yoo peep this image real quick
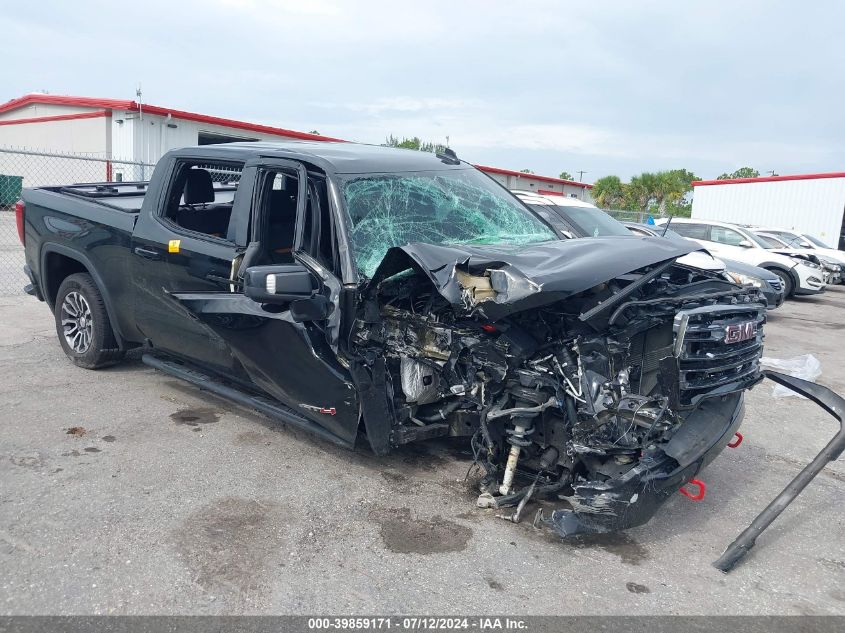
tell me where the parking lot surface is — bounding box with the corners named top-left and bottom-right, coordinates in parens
top-left (1, 287), bottom-right (843, 615)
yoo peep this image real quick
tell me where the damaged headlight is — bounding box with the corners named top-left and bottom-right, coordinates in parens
top-left (727, 272), bottom-right (764, 288)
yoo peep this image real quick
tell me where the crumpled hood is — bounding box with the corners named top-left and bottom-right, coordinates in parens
top-left (368, 235), bottom-right (700, 319)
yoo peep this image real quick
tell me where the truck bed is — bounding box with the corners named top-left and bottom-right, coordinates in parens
top-left (44, 181), bottom-right (151, 213)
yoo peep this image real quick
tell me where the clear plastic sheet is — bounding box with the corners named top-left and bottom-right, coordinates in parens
top-left (760, 354), bottom-right (822, 398)
top-left (342, 173), bottom-right (555, 277)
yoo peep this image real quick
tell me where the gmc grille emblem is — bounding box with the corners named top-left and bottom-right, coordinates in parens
top-left (724, 321), bottom-right (756, 344)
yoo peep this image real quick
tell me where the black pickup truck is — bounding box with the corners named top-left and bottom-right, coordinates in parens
top-left (18, 141), bottom-right (842, 565)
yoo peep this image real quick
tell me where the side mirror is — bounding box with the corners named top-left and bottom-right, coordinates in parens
top-left (244, 264), bottom-right (330, 321)
top-left (561, 230), bottom-right (576, 239)
top-left (738, 240), bottom-right (753, 248)
top-left (799, 241), bottom-right (812, 248)
top-left (244, 264), bottom-right (315, 303)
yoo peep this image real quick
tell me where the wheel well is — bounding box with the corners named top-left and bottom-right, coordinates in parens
top-left (763, 265), bottom-right (797, 287)
top-left (44, 252), bottom-right (88, 305)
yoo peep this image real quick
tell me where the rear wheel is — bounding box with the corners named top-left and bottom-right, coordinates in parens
top-left (768, 268), bottom-right (794, 298)
top-left (54, 273), bottom-right (125, 369)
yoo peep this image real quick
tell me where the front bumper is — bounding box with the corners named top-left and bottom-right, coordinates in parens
top-left (761, 282), bottom-right (785, 309)
top-left (794, 285), bottom-right (825, 296)
top-left (540, 392), bottom-right (747, 536)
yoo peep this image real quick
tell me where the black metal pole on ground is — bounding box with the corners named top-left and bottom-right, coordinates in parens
top-left (713, 370), bottom-right (845, 572)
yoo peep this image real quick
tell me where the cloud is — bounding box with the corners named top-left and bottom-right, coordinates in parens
top-left (2, 0), bottom-right (844, 181)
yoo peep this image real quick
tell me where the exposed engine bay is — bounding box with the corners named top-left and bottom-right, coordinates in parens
top-left (350, 241), bottom-right (767, 536)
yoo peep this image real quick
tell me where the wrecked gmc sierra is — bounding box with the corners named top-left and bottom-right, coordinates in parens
top-left (18, 142), bottom-right (844, 570)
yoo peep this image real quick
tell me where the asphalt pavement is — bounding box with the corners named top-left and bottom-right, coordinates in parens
top-left (0, 287), bottom-right (843, 615)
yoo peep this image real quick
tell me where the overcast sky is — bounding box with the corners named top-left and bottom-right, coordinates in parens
top-left (5, 0), bottom-right (843, 182)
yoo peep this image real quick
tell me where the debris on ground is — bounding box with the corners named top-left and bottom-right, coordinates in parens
top-left (761, 354), bottom-right (822, 398)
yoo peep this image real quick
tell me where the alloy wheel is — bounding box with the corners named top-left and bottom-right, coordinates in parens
top-left (61, 291), bottom-right (93, 354)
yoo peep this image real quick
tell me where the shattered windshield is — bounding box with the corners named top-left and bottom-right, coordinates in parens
top-left (340, 169), bottom-right (556, 277)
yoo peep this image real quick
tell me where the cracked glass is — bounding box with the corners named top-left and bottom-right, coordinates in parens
top-left (340, 169), bottom-right (556, 277)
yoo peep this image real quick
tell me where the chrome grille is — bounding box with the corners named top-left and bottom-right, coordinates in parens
top-left (673, 303), bottom-right (765, 406)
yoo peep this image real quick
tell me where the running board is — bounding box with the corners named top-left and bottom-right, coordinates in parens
top-left (142, 353), bottom-right (353, 449)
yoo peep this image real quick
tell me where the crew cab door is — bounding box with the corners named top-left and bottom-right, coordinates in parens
top-left (166, 159), bottom-right (360, 445)
top-left (131, 157), bottom-right (250, 375)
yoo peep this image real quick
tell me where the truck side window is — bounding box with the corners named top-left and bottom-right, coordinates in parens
top-left (258, 169), bottom-right (300, 264)
top-left (255, 169), bottom-right (337, 272)
top-left (162, 161), bottom-right (243, 240)
top-left (307, 176), bottom-right (338, 271)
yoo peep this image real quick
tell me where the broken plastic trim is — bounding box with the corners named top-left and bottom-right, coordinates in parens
top-left (713, 370), bottom-right (845, 572)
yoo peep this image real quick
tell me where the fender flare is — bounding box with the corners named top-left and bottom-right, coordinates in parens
top-left (39, 243), bottom-right (127, 349)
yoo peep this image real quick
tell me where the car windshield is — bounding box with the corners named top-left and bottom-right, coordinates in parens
top-left (548, 205), bottom-right (632, 237)
top-left (757, 234), bottom-right (787, 248)
top-left (340, 169), bottom-right (556, 277)
top-left (662, 227), bottom-right (688, 241)
top-left (743, 230), bottom-right (775, 249)
top-left (772, 233), bottom-right (806, 247)
top-left (804, 234), bottom-right (831, 248)
top-left (633, 225), bottom-right (688, 243)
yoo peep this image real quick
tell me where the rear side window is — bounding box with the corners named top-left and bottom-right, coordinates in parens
top-left (671, 223), bottom-right (710, 240)
top-left (162, 161), bottom-right (244, 241)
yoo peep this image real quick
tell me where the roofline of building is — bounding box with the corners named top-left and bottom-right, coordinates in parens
top-left (693, 171), bottom-right (845, 187)
top-left (474, 164), bottom-right (592, 189)
top-left (0, 94), bottom-right (593, 188)
top-left (0, 93), bottom-right (342, 142)
top-left (0, 109), bottom-right (111, 126)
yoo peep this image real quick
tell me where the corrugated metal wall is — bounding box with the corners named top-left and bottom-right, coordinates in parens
top-left (692, 178), bottom-right (845, 245)
top-left (484, 171), bottom-right (592, 201)
top-left (110, 110), bottom-right (312, 170)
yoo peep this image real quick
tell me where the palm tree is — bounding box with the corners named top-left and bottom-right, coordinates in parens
top-left (592, 175), bottom-right (626, 208)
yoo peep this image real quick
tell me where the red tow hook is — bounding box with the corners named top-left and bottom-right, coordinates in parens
top-left (679, 479), bottom-right (706, 501)
top-left (727, 432), bottom-right (744, 448)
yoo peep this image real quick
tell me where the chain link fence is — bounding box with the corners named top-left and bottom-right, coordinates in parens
top-left (0, 147), bottom-right (154, 295)
top-left (603, 208), bottom-right (650, 224)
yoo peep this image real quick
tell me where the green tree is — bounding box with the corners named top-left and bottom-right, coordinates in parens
top-left (717, 167), bottom-right (760, 180)
top-left (383, 134), bottom-right (444, 154)
top-left (520, 168), bottom-right (535, 174)
top-left (559, 171), bottom-right (574, 181)
top-left (308, 130), bottom-right (320, 135)
top-left (592, 175), bottom-right (626, 209)
top-left (594, 169), bottom-right (698, 217)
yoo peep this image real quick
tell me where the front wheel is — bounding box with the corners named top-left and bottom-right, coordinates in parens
top-left (767, 268), bottom-right (794, 299)
top-left (54, 273), bottom-right (125, 369)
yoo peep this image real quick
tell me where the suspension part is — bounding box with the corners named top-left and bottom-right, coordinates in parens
top-left (498, 413), bottom-right (536, 495)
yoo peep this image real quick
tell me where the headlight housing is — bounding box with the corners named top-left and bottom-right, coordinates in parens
top-left (727, 271), bottom-right (764, 288)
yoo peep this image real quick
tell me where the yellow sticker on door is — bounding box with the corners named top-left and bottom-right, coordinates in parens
top-left (168, 239), bottom-right (181, 253)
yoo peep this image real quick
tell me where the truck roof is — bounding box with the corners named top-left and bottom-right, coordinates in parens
top-left (170, 141), bottom-right (469, 175)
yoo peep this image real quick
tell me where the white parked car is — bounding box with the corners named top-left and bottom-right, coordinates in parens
top-left (751, 231), bottom-right (842, 285)
top-left (755, 228), bottom-right (845, 282)
top-left (654, 218), bottom-right (824, 298)
top-left (511, 191), bottom-right (726, 273)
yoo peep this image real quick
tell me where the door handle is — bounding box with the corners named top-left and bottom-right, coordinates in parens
top-left (133, 246), bottom-right (161, 260)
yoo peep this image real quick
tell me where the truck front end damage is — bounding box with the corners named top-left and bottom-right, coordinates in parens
top-left (349, 237), bottom-right (767, 536)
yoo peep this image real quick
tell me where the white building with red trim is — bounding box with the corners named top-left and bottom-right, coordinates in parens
top-left (692, 173), bottom-right (845, 250)
top-left (0, 93), bottom-right (593, 198)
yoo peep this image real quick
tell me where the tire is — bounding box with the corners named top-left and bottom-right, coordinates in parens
top-left (54, 273), bottom-right (125, 369)
top-left (767, 268), bottom-right (794, 299)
